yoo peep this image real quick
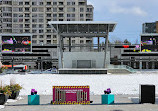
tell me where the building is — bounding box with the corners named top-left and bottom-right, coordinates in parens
top-left (0, 0), bottom-right (94, 70)
top-left (0, 0), bottom-right (93, 45)
top-left (142, 21), bottom-right (158, 33)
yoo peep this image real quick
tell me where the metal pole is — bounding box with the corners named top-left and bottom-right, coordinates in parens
top-left (103, 25), bottom-right (109, 68)
top-left (12, 57), bottom-right (14, 70)
top-left (98, 37), bottom-right (100, 52)
top-left (60, 35), bottom-right (64, 68)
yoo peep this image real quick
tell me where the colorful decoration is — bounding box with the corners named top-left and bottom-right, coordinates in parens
top-left (142, 49), bottom-right (151, 52)
top-left (31, 89), bottom-right (37, 95)
top-left (123, 45), bottom-right (129, 48)
top-left (22, 40), bottom-right (31, 45)
top-left (104, 88), bottom-right (111, 94)
top-left (52, 86), bottom-right (90, 104)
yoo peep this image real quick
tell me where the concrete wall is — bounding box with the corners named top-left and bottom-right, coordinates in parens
top-left (63, 52), bottom-right (110, 68)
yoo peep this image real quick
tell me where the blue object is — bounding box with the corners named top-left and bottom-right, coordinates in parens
top-left (28, 95), bottom-right (40, 105)
top-left (101, 94), bottom-right (114, 104)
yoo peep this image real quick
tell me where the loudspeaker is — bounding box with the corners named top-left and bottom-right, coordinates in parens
top-left (140, 85), bottom-right (155, 104)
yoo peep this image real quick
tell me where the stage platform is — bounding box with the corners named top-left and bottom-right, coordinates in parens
top-left (58, 68), bottom-right (107, 74)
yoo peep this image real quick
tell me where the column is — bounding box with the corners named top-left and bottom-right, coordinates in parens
top-left (69, 37), bottom-right (71, 52)
top-left (103, 25), bottom-right (109, 68)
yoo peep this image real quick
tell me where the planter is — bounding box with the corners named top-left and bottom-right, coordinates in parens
top-left (0, 94), bottom-right (8, 105)
top-left (9, 91), bottom-right (20, 99)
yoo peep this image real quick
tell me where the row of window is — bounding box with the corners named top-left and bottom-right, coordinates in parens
top-left (16, 1), bottom-right (85, 6)
top-left (12, 7), bottom-right (88, 12)
top-left (32, 40), bottom-right (57, 44)
top-left (32, 39), bottom-right (90, 44)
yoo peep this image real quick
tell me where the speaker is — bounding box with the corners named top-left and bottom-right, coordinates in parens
top-left (140, 85), bottom-right (155, 104)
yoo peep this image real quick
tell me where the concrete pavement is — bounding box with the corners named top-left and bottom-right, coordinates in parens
top-left (1, 95), bottom-right (158, 111)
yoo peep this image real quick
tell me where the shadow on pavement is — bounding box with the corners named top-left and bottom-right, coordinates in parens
top-left (130, 97), bottom-right (158, 104)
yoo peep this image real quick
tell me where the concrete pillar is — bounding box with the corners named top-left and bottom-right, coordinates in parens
top-left (139, 61), bottom-right (142, 70)
top-left (103, 25), bottom-right (109, 68)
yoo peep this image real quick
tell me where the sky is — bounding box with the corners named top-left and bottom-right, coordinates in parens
top-left (88, 0), bottom-right (158, 44)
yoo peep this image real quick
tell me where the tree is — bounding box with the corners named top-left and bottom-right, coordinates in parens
top-left (123, 39), bottom-right (131, 44)
top-left (114, 40), bottom-right (123, 44)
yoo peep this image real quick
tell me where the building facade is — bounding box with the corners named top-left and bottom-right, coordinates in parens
top-left (142, 21), bottom-right (158, 33)
top-left (0, 0), bottom-right (93, 45)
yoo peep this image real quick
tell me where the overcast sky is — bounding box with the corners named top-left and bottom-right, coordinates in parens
top-left (88, 0), bottom-right (158, 44)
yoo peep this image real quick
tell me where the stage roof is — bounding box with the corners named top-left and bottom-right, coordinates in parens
top-left (48, 21), bottom-right (117, 35)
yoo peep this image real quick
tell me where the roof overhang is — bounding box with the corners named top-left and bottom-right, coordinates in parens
top-left (141, 33), bottom-right (158, 36)
top-left (48, 21), bottom-right (117, 35)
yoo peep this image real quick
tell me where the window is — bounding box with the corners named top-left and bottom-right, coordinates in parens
top-left (53, 35), bottom-right (56, 38)
top-left (39, 19), bottom-right (43, 22)
top-left (72, 40), bottom-right (75, 44)
top-left (32, 19), bottom-right (37, 22)
top-left (72, 2), bottom-right (75, 5)
top-left (47, 30), bottom-right (51, 33)
top-left (80, 40), bottom-right (84, 44)
top-left (53, 40), bottom-right (57, 44)
top-left (80, 8), bottom-right (84, 12)
top-left (53, 8), bottom-right (57, 12)
top-left (25, 7), bottom-right (30, 12)
top-left (47, 40), bottom-right (51, 44)
top-left (25, 14), bottom-right (30, 17)
top-left (32, 40), bottom-right (37, 44)
top-left (87, 8), bottom-right (92, 12)
top-left (39, 24), bottom-right (43, 28)
top-left (67, 2), bottom-right (71, 5)
top-left (32, 14), bottom-right (37, 17)
top-left (32, 24), bottom-right (36, 28)
top-left (80, 14), bottom-right (84, 17)
top-left (39, 2), bottom-right (43, 5)
top-left (59, 8), bottom-right (63, 12)
top-left (19, 14), bottom-right (23, 17)
top-left (53, 2), bottom-right (57, 5)
top-left (53, 14), bottom-right (57, 17)
top-left (32, 2), bottom-right (37, 5)
top-left (19, 2), bottom-right (23, 5)
top-left (39, 40), bottom-right (43, 43)
top-left (59, 14), bottom-right (64, 17)
top-left (19, 8), bottom-right (23, 12)
top-left (47, 35), bottom-right (51, 39)
top-left (67, 14), bottom-right (70, 17)
top-left (47, 8), bottom-right (51, 12)
top-left (59, 2), bottom-right (63, 5)
top-left (67, 7), bottom-right (75, 12)
top-left (32, 35), bottom-right (37, 38)
top-left (13, 14), bottom-right (18, 17)
top-left (25, 2), bottom-right (29, 5)
top-left (19, 19), bottom-right (23, 22)
top-left (32, 8), bottom-right (37, 12)
top-left (39, 35), bottom-right (43, 38)
top-left (13, 18), bottom-right (18, 22)
top-left (47, 2), bottom-right (51, 5)
top-left (32, 30), bottom-right (37, 33)
top-left (39, 30), bottom-right (43, 33)
top-left (72, 14), bottom-right (75, 17)
top-left (47, 14), bottom-right (51, 17)
top-left (39, 14), bottom-right (44, 17)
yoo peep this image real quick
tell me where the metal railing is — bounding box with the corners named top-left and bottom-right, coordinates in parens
top-left (107, 64), bottom-right (136, 73)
